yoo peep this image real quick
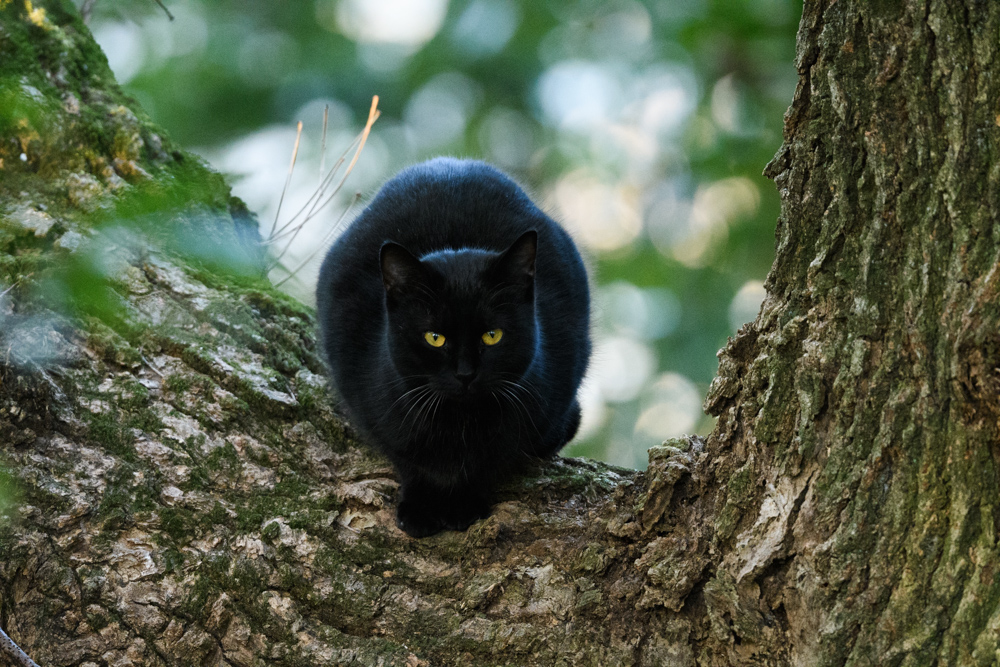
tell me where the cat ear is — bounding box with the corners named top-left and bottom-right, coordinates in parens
top-left (380, 242), bottom-right (425, 293)
top-left (496, 230), bottom-right (537, 283)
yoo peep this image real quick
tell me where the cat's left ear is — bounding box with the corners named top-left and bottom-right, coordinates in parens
top-left (496, 230), bottom-right (537, 284)
top-left (380, 242), bottom-right (426, 294)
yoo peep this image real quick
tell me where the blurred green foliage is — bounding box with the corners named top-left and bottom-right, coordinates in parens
top-left (0, 465), bottom-right (15, 524)
top-left (80, 0), bottom-right (802, 468)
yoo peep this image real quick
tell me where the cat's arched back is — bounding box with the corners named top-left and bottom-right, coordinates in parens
top-left (317, 158), bottom-right (591, 537)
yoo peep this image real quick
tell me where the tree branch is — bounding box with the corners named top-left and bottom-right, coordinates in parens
top-left (0, 626), bottom-right (39, 667)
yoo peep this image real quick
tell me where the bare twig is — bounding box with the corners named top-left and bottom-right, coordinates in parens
top-left (266, 96), bottom-right (380, 246)
top-left (319, 104), bottom-right (329, 188)
top-left (290, 95), bottom-right (380, 235)
top-left (0, 279), bottom-right (19, 300)
top-left (151, 0), bottom-right (174, 20)
top-left (263, 134), bottom-right (360, 244)
top-left (0, 624), bottom-right (41, 667)
top-left (272, 191), bottom-right (361, 288)
top-left (343, 96), bottom-right (380, 182)
top-left (268, 121), bottom-right (304, 242)
top-left (141, 354), bottom-right (164, 379)
top-left (266, 96), bottom-right (379, 279)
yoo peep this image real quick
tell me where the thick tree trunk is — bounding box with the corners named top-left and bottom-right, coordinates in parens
top-left (703, 1), bottom-right (1000, 664)
top-left (1, 1), bottom-right (998, 666)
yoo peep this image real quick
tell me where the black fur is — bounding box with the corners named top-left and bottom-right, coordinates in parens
top-left (317, 158), bottom-right (591, 537)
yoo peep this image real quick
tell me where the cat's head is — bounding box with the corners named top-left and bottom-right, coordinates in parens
top-left (380, 231), bottom-right (537, 400)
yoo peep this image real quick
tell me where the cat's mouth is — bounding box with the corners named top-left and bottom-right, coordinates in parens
top-left (432, 379), bottom-right (484, 403)
top-left (447, 385), bottom-right (480, 402)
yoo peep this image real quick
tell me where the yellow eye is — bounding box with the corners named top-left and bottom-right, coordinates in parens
top-left (481, 329), bottom-right (503, 346)
top-left (424, 331), bottom-right (446, 347)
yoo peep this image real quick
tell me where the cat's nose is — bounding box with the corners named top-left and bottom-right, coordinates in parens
top-left (455, 360), bottom-right (476, 387)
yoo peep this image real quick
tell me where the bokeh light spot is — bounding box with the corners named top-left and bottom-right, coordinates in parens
top-left (92, 22), bottom-right (145, 83)
top-left (590, 335), bottom-right (657, 403)
top-left (648, 176), bottom-right (760, 267)
top-left (599, 281), bottom-right (681, 340)
top-left (451, 0), bottom-right (521, 57)
top-left (634, 372), bottom-right (701, 441)
top-left (478, 107), bottom-right (536, 169)
top-left (330, 0), bottom-right (449, 47)
top-left (537, 61), bottom-right (622, 132)
top-left (404, 73), bottom-right (481, 151)
top-left (552, 171), bottom-right (642, 252)
top-left (729, 280), bottom-right (767, 332)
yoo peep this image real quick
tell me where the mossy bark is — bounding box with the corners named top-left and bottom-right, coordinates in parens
top-left (1, 1), bottom-right (998, 666)
top-left (703, 1), bottom-right (1000, 664)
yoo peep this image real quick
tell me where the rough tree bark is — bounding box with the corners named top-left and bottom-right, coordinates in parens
top-left (703, 1), bottom-right (1000, 664)
top-left (1, 1), bottom-right (998, 666)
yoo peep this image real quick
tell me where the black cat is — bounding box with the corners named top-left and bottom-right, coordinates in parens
top-left (317, 158), bottom-right (591, 537)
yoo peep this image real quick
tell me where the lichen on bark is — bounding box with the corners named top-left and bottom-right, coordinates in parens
top-left (0, 2), bottom-right (719, 665)
top-left (704, 1), bottom-right (1000, 664)
top-left (4, 0), bottom-right (1000, 665)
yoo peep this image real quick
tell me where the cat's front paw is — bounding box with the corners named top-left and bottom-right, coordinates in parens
top-left (395, 498), bottom-right (447, 538)
top-left (395, 495), bottom-right (490, 538)
top-left (440, 496), bottom-right (490, 533)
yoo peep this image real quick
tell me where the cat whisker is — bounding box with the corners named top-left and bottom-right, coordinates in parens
top-left (457, 422), bottom-right (470, 482)
top-left (431, 393), bottom-right (444, 428)
top-left (397, 386), bottom-right (434, 433)
top-left (402, 395), bottom-right (429, 441)
top-left (497, 385), bottom-right (541, 441)
top-left (490, 391), bottom-right (505, 422)
top-left (385, 383), bottom-right (430, 413)
top-left (404, 386), bottom-right (442, 441)
top-left (502, 373), bottom-right (543, 395)
top-left (499, 378), bottom-right (544, 412)
top-left (489, 388), bottom-right (516, 447)
top-left (410, 284), bottom-right (439, 307)
top-left (372, 384), bottom-right (428, 433)
top-left (382, 374), bottom-right (429, 392)
top-left (416, 392), bottom-right (441, 436)
top-left (418, 393), bottom-right (442, 438)
top-left (485, 298), bottom-right (515, 308)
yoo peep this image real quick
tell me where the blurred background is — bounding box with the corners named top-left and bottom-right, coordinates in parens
top-left (80, 0), bottom-right (801, 469)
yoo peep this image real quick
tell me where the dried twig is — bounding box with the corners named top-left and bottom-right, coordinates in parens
top-left (263, 133), bottom-right (359, 245)
top-left (0, 624), bottom-right (40, 667)
top-left (273, 191), bottom-right (361, 288)
top-left (266, 96), bottom-right (380, 283)
top-left (319, 104), bottom-right (329, 188)
top-left (0, 282), bottom-right (18, 300)
top-left (265, 96), bottom-right (379, 246)
top-left (268, 121), bottom-right (304, 241)
top-left (151, 0), bottom-right (174, 20)
top-left (141, 354), bottom-right (165, 379)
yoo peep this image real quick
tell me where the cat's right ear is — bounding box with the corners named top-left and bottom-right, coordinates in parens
top-left (495, 230), bottom-right (537, 284)
top-left (380, 242), bottom-right (425, 294)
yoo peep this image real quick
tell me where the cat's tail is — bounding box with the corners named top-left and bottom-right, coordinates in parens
top-left (534, 400), bottom-right (581, 458)
top-left (561, 400), bottom-right (582, 446)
